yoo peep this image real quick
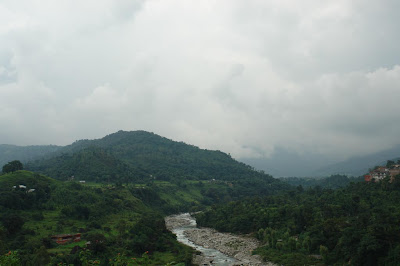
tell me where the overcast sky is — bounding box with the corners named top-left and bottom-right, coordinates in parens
top-left (1, 0), bottom-right (400, 161)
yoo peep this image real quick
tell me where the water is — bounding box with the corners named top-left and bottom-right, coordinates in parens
top-left (170, 213), bottom-right (236, 266)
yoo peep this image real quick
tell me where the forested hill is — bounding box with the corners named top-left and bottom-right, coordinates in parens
top-left (26, 146), bottom-right (149, 182)
top-left (26, 130), bottom-right (279, 184)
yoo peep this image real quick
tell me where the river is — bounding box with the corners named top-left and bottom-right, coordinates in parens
top-left (165, 213), bottom-right (274, 266)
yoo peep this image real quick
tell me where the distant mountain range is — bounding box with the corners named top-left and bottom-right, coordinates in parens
top-left (313, 144), bottom-right (400, 177)
top-left (240, 145), bottom-right (400, 177)
top-left (240, 147), bottom-right (334, 177)
top-left (0, 144), bottom-right (61, 167)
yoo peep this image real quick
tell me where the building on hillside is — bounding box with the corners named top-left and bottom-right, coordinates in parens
top-left (365, 165), bottom-right (400, 182)
top-left (51, 233), bottom-right (81, 244)
top-left (364, 174), bottom-right (372, 182)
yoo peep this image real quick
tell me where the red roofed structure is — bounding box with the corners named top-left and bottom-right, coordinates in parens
top-left (51, 233), bottom-right (81, 245)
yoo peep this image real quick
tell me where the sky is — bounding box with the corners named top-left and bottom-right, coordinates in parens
top-left (1, 0), bottom-right (400, 162)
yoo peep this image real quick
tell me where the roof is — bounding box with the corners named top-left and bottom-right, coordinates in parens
top-left (51, 233), bottom-right (81, 238)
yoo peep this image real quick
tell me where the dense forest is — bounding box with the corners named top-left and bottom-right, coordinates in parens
top-left (26, 146), bottom-right (149, 183)
top-left (280, 174), bottom-right (364, 189)
top-left (27, 130), bottom-right (280, 183)
top-left (196, 177), bottom-right (400, 265)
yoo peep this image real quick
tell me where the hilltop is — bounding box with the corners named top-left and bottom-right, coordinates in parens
top-left (26, 130), bottom-right (280, 183)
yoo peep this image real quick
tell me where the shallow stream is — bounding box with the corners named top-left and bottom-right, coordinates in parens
top-left (166, 213), bottom-right (237, 265)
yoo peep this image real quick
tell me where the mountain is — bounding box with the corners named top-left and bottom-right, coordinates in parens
top-left (27, 146), bottom-right (148, 182)
top-left (313, 144), bottom-right (400, 177)
top-left (240, 147), bottom-right (335, 177)
top-left (241, 145), bottom-right (400, 178)
top-left (26, 130), bottom-right (280, 184)
top-left (0, 144), bottom-right (61, 167)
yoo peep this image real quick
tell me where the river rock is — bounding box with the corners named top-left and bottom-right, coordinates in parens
top-left (165, 213), bottom-right (276, 266)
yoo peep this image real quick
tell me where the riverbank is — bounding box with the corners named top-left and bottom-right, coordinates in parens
top-left (165, 213), bottom-right (275, 266)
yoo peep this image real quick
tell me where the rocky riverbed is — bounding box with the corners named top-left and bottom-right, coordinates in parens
top-left (165, 213), bottom-right (275, 266)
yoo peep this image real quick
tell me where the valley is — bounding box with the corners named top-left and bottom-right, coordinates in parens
top-left (1, 130), bottom-right (400, 265)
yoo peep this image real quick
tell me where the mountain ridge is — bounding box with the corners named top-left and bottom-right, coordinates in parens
top-left (25, 130), bottom-right (279, 185)
top-left (313, 144), bottom-right (400, 176)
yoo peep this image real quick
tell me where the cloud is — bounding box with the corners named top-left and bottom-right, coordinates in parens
top-left (0, 0), bottom-right (399, 162)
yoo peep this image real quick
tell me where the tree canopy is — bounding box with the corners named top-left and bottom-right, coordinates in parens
top-left (2, 160), bottom-right (23, 174)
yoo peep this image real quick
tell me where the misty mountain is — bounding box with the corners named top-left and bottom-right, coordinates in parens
top-left (0, 144), bottom-right (61, 167)
top-left (313, 144), bottom-right (400, 177)
top-left (241, 145), bottom-right (400, 178)
top-left (239, 147), bottom-right (335, 177)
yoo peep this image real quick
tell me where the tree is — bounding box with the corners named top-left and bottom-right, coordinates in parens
top-left (2, 160), bottom-right (23, 174)
top-left (386, 160), bottom-right (395, 168)
top-left (32, 246), bottom-right (50, 265)
top-left (2, 214), bottom-right (24, 235)
top-left (86, 233), bottom-right (107, 254)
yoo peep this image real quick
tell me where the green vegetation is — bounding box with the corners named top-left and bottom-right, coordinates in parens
top-left (0, 130), bottom-right (291, 265)
top-left (0, 171), bottom-right (193, 265)
top-left (27, 146), bottom-right (148, 183)
top-left (280, 174), bottom-right (364, 189)
top-left (2, 160), bottom-right (23, 174)
top-left (27, 130), bottom-right (281, 183)
top-left (196, 176), bottom-right (400, 265)
top-left (26, 130), bottom-right (289, 210)
top-left (4, 130), bottom-right (398, 265)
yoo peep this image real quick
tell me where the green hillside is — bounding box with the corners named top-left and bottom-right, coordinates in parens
top-left (25, 131), bottom-right (289, 204)
top-left (0, 171), bottom-right (193, 265)
top-left (27, 146), bottom-right (148, 183)
top-left (31, 130), bottom-right (274, 182)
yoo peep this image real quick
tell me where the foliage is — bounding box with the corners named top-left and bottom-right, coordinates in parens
top-left (196, 179), bottom-right (400, 265)
top-left (0, 144), bottom-right (60, 169)
top-left (1, 214), bottom-right (24, 235)
top-left (26, 130), bottom-right (284, 186)
top-left (0, 251), bottom-right (21, 266)
top-left (2, 160), bottom-right (23, 174)
top-left (280, 174), bottom-right (363, 189)
top-left (0, 171), bottom-right (193, 265)
top-left (253, 248), bottom-right (322, 266)
top-left (27, 146), bottom-right (147, 183)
